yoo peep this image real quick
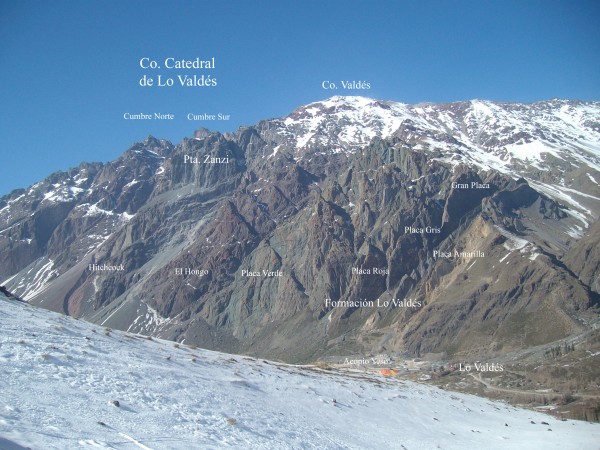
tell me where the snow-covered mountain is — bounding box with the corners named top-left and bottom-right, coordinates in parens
top-left (1, 294), bottom-right (599, 449)
top-left (278, 97), bottom-right (599, 163)
top-left (274, 96), bottom-right (600, 223)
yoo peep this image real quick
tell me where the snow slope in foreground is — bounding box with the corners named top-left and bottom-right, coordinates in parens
top-left (0, 296), bottom-right (598, 450)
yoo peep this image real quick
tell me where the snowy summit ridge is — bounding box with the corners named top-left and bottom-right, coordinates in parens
top-left (275, 95), bottom-right (600, 221)
top-left (278, 95), bottom-right (600, 167)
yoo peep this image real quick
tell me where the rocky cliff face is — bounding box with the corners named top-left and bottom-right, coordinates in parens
top-left (1, 97), bottom-right (599, 363)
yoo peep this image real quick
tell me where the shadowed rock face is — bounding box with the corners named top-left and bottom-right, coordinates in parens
top-left (1, 98), bottom-right (599, 363)
top-left (564, 220), bottom-right (600, 296)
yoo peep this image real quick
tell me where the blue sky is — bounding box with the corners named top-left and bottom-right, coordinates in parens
top-left (1, 0), bottom-right (599, 196)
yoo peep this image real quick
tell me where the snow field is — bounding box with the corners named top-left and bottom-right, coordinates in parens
top-left (1, 296), bottom-right (599, 449)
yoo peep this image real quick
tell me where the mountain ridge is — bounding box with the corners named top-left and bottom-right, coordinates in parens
top-left (1, 96), bottom-right (598, 369)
